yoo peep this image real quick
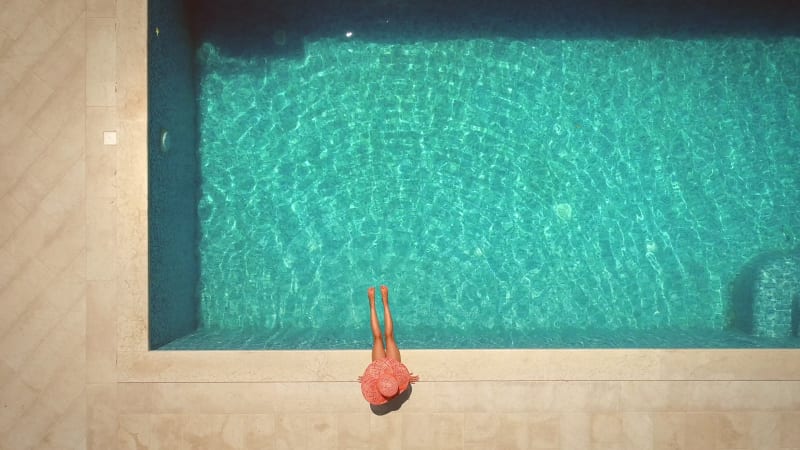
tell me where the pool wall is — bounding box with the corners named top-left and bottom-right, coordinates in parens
top-left (147, 0), bottom-right (200, 348)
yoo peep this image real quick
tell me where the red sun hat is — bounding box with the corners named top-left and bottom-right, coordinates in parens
top-left (360, 358), bottom-right (411, 405)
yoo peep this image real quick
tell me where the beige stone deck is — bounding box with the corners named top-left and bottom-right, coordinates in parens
top-left (1, 0), bottom-right (799, 448)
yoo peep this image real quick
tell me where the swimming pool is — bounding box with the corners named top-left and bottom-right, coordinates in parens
top-left (148, 0), bottom-right (800, 350)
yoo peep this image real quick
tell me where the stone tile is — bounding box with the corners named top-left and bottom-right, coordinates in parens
top-left (6, 160), bottom-right (84, 264)
top-left (0, 293), bottom-right (63, 370)
top-left (0, 30), bottom-right (9, 56)
top-left (27, 60), bottom-right (85, 145)
top-left (150, 414), bottom-right (182, 450)
top-left (116, 286), bottom-right (148, 353)
top-left (464, 413), bottom-right (532, 450)
top-left (30, 21), bottom-right (85, 90)
top-left (591, 413), bottom-right (623, 446)
top-left (114, 119), bottom-right (147, 200)
top-left (560, 413), bottom-right (591, 449)
top-left (370, 410), bottom-right (403, 450)
top-left (651, 412), bottom-right (685, 450)
top-left (0, 360), bottom-right (13, 387)
top-left (0, 398), bottom-right (60, 449)
top-left (181, 414), bottom-right (244, 450)
top-left (621, 412), bottom-right (653, 450)
top-left (8, 291), bottom-right (82, 387)
top-left (0, 0), bottom-right (44, 40)
top-left (114, 118), bottom-right (147, 288)
top-left (0, 126), bottom-right (47, 198)
top-left (63, 9), bottom-right (86, 54)
top-left (0, 72), bottom-right (53, 147)
top-left (38, 349), bottom-right (85, 416)
top-left (528, 413), bottom-right (561, 449)
top-left (401, 413), bottom-right (464, 450)
top-left (0, 258), bottom-right (54, 334)
top-left (87, 383), bottom-right (118, 450)
top-left (0, 376), bottom-right (38, 435)
top-left (37, 250), bottom-right (85, 315)
top-left (406, 381), bottom-right (488, 413)
top-left (552, 381), bottom-right (621, 412)
top-left (241, 414), bottom-right (277, 449)
top-left (38, 0), bottom-right (85, 39)
top-left (0, 196), bottom-right (29, 249)
top-left (683, 413), bottom-right (718, 450)
top-left (305, 414), bottom-right (339, 450)
top-left (27, 140), bottom-right (85, 216)
top-left (546, 350), bottom-right (660, 380)
top-left (36, 199), bottom-right (85, 274)
top-left (0, 248), bottom-right (15, 296)
top-left (86, 18), bottom-right (116, 107)
top-left (118, 382), bottom-right (267, 415)
top-left (660, 350), bottom-right (800, 380)
top-left (115, 0), bottom-right (146, 120)
top-left (464, 413), bottom-right (501, 449)
top-left (17, 292), bottom-right (84, 392)
top-left (0, 53), bottom-right (40, 89)
top-left (117, 414), bottom-right (150, 450)
top-left (464, 413), bottom-right (561, 449)
top-left (87, 280), bottom-right (117, 383)
top-left (780, 412), bottom-right (800, 447)
top-left (716, 411), bottom-right (782, 450)
top-left (41, 393), bottom-right (87, 450)
top-left (87, 0), bottom-right (115, 18)
top-left (86, 106), bottom-right (119, 199)
top-left (777, 381), bottom-right (800, 410)
top-left (113, 192), bottom-right (145, 286)
top-left (749, 412), bottom-right (782, 449)
top-left (116, 350), bottom-right (367, 383)
top-left (0, 63), bottom-right (16, 98)
top-left (273, 414), bottom-right (308, 449)
top-left (86, 195), bottom-right (116, 280)
top-left (5, 15), bottom-right (60, 57)
top-left (35, 127), bottom-right (86, 211)
top-left (483, 381), bottom-right (558, 413)
top-left (0, 32), bottom-right (9, 59)
top-left (337, 412), bottom-right (372, 450)
top-left (620, 381), bottom-right (689, 412)
top-left (687, 381), bottom-right (791, 411)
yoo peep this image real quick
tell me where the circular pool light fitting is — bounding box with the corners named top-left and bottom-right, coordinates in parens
top-left (160, 129), bottom-right (170, 153)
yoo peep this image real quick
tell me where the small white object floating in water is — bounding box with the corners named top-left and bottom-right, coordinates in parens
top-left (555, 203), bottom-right (572, 221)
top-left (160, 129), bottom-right (169, 153)
top-left (345, 31), bottom-right (353, 38)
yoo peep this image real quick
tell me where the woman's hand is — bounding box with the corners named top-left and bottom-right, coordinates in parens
top-left (357, 376), bottom-right (363, 382)
top-left (410, 374), bottom-right (420, 383)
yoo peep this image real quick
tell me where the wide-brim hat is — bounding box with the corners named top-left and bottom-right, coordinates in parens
top-left (360, 358), bottom-right (411, 405)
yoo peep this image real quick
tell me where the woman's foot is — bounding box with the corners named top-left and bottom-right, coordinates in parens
top-left (380, 285), bottom-right (389, 305)
top-left (368, 286), bottom-right (376, 305)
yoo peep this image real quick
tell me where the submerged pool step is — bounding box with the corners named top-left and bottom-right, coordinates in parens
top-left (752, 253), bottom-right (800, 338)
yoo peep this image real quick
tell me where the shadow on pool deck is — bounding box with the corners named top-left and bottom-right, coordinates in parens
top-left (185, 0), bottom-right (800, 59)
top-left (369, 385), bottom-right (413, 416)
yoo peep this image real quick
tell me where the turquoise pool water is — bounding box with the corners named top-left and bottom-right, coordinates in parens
top-left (158, 2), bottom-right (800, 349)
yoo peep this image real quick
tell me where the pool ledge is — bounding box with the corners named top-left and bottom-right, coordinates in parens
top-left (116, 349), bottom-right (800, 383)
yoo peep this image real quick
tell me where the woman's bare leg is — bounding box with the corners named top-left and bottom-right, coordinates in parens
top-left (369, 287), bottom-right (386, 361)
top-left (381, 285), bottom-right (401, 362)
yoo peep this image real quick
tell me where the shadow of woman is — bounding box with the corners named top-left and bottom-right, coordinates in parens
top-left (369, 385), bottom-right (413, 416)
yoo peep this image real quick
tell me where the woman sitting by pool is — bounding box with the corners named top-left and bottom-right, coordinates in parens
top-left (359, 285), bottom-right (419, 406)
